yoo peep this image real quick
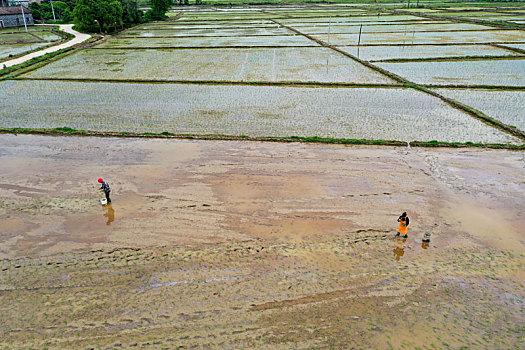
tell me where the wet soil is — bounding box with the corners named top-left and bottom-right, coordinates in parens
top-left (0, 134), bottom-right (524, 349)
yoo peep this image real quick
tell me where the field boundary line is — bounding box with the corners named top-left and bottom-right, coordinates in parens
top-left (370, 55), bottom-right (524, 63)
top-left (172, 15), bottom-right (435, 24)
top-left (490, 43), bottom-right (525, 55)
top-left (285, 28), bottom-right (513, 35)
top-left (88, 45), bottom-right (321, 50)
top-left (260, 9), bottom-right (294, 18)
top-left (116, 34), bottom-right (302, 38)
top-left (134, 25), bottom-right (285, 30)
top-left (1, 128), bottom-right (523, 150)
top-left (422, 85), bottom-right (525, 91)
top-left (336, 41), bottom-right (525, 47)
top-left (117, 28), bottom-right (518, 40)
top-left (391, 9), bottom-right (525, 32)
top-left (138, 22), bottom-right (448, 29)
top-left (269, 18), bottom-right (525, 142)
top-left (11, 77), bottom-right (404, 89)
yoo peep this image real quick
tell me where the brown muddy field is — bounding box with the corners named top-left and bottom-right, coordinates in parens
top-left (0, 134), bottom-right (524, 349)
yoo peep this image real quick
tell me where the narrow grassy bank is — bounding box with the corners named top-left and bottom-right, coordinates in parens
top-left (1, 127), bottom-right (523, 150)
top-left (11, 77), bottom-right (403, 88)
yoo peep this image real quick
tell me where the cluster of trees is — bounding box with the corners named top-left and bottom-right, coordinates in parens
top-left (73, 0), bottom-right (176, 33)
top-left (73, 0), bottom-right (145, 33)
top-left (30, 0), bottom-right (75, 23)
top-left (30, 0), bottom-right (195, 34)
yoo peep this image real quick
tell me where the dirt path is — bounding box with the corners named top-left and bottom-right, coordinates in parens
top-left (2, 24), bottom-right (90, 68)
top-left (0, 135), bottom-right (524, 349)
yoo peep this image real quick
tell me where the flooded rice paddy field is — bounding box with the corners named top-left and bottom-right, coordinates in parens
top-left (22, 47), bottom-right (394, 84)
top-left (377, 58), bottom-right (525, 86)
top-left (3, 5), bottom-right (524, 145)
top-left (326, 30), bottom-right (525, 45)
top-left (433, 88), bottom-right (525, 131)
top-left (338, 44), bottom-right (520, 61)
top-left (0, 135), bottom-right (524, 349)
top-left (0, 26), bottom-right (63, 60)
top-left (117, 26), bottom-right (295, 37)
top-left (0, 42), bottom-right (50, 61)
top-left (2, 80), bottom-right (521, 144)
top-left (0, 6), bottom-right (525, 143)
top-left (136, 22), bottom-right (280, 30)
top-left (293, 22), bottom-right (495, 34)
top-left (279, 15), bottom-right (427, 24)
top-left (95, 35), bottom-right (317, 48)
top-left (502, 43), bottom-right (525, 51)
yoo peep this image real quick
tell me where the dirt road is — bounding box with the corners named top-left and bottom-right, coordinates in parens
top-left (0, 134), bottom-right (524, 349)
top-left (2, 24), bottom-right (90, 68)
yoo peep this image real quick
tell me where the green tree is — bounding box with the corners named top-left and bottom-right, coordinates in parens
top-left (53, 1), bottom-right (73, 22)
top-left (148, 0), bottom-right (173, 20)
top-left (120, 0), bottom-right (142, 25)
top-left (73, 0), bottom-right (123, 33)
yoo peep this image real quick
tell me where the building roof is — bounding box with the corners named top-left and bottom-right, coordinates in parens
top-left (0, 6), bottom-right (32, 15)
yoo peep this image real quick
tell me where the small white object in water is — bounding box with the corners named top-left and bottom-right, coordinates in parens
top-left (100, 198), bottom-right (107, 205)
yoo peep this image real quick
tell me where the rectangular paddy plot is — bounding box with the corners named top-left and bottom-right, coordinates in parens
top-left (96, 35), bottom-right (316, 48)
top-left (270, 10), bottom-right (369, 18)
top-left (295, 22), bottom-right (495, 35)
top-left (337, 45), bottom-right (522, 61)
top-left (433, 89), bottom-right (525, 131)
top-left (117, 27), bottom-right (295, 37)
top-left (0, 42), bottom-right (50, 60)
top-left (435, 11), bottom-right (518, 17)
top-left (137, 22), bottom-right (279, 30)
top-left (0, 31), bottom-right (61, 45)
top-left (376, 59), bottom-right (525, 86)
top-left (147, 20), bottom-right (277, 28)
top-left (315, 30), bottom-right (525, 45)
top-left (480, 15), bottom-right (525, 21)
top-left (23, 47), bottom-right (395, 85)
top-left (287, 20), bottom-right (448, 28)
top-left (280, 15), bottom-right (429, 24)
top-left (0, 80), bottom-right (519, 144)
top-left (178, 12), bottom-right (280, 20)
top-left (500, 43), bottom-right (525, 52)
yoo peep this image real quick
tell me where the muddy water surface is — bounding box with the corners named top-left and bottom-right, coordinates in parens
top-left (0, 134), bottom-right (524, 349)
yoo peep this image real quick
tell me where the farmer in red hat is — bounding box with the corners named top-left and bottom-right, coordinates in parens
top-left (98, 178), bottom-right (111, 203)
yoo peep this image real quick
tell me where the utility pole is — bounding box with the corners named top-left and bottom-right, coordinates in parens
top-left (51, 1), bottom-right (56, 21)
top-left (20, 3), bottom-right (28, 33)
top-left (328, 16), bottom-right (331, 44)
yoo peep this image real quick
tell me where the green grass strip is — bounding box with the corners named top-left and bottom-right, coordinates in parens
top-left (12, 76), bottom-right (402, 89)
top-left (0, 127), bottom-right (523, 150)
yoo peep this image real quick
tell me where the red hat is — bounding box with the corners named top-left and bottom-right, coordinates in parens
top-left (98, 178), bottom-right (104, 183)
